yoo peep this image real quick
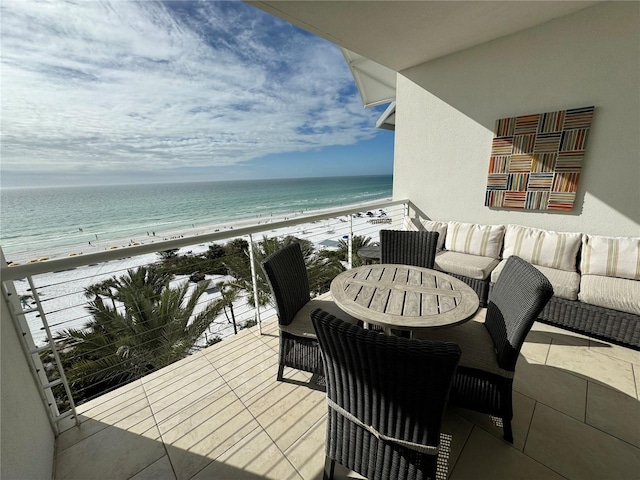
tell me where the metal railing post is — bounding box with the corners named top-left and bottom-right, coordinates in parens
top-left (403, 201), bottom-right (409, 228)
top-left (0, 247), bottom-right (78, 434)
top-left (1, 277), bottom-right (59, 434)
top-left (27, 275), bottom-right (79, 426)
top-left (248, 234), bottom-right (262, 335)
top-left (348, 215), bottom-right (353, 269)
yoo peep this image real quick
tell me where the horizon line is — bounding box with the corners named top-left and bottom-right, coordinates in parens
top-left (0, 173), bottom-right (394, 191)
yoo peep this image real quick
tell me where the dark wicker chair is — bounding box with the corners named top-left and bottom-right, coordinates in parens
top-left (261, 243), bottom-right (358, 382)
top-left (380, 230), bottom-right (439, 269)
top-left (311, 308), bottom-right (461, 480)
top-left (414, 256), bottom-right (553, 443)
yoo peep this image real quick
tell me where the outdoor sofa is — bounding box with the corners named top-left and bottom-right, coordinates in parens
top-left (404, 218), bottom-right (640, 350)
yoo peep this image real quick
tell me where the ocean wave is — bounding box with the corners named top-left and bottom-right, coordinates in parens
top-left (1, 176), bottom-right (393, 255)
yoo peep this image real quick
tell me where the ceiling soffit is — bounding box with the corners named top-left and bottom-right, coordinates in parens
top-left (247, 1), bottom-right (600, 72)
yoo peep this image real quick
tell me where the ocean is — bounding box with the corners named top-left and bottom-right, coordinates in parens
top-left (0, 175), bottom-right (392, 257)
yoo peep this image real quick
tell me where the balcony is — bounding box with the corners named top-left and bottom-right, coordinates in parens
top-left (53, 317), bottom-right (639, 479)
top-left (2, 200), bottom-right (639, 479)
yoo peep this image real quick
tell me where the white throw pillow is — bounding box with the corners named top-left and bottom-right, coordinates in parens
top-left (503, 224), bottom-right (582, 272)
top-left (402, 217), bottom-right (447, 250)
top-left (580, 235), bottom-right (640, 280)
top-left (445, 222), bottom-right (504, 259)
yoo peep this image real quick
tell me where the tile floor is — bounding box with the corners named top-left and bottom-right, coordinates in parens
top-left (54, 315), bottom-right (640, 480)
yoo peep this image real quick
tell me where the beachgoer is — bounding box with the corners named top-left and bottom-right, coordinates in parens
top-left (95, 234), bottom-right (98, 240)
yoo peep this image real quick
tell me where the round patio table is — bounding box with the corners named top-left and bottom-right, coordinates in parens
top-left (356, 244), bottom-right (381, 265)
top-left (331, 264), bottom-right (479, 333)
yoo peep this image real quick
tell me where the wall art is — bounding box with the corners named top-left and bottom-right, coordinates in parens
top-left (485, 106), bottom-right (594, 211)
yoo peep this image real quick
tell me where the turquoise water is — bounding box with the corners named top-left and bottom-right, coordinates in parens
top-left (0, 175), bottom-right (392, 255)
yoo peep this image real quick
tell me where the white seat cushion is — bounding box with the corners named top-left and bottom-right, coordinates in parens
top-left (491, 259), bottom-right (579, 300)
top-left (579, 275), bottom-right (640, 315)
top-left (435, 251), bottom-right (499, 280)
top-left (413, 310), bottom-right (513, 378)
top-left (279, 291), bottom-right (360, 338)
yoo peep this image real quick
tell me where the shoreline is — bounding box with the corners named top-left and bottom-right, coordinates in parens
top-left (5, 198), bottom-right (392, 265)
top-left (8, 200), bottom-right (393, 344)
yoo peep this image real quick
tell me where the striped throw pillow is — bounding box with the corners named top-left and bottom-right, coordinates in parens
top-left (580, 235), bottom-right (640, 280)
top-left (403, 216), bottom-right (421, 232)
top-left (445, 222), bottom-right (504, 259)
top-left (402, 217), bottom-right (447, 250)
top-left (503, 225), bottom-right (582, 272)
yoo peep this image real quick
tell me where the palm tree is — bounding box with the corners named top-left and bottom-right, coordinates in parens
top-left (84, 277), bottom-right (119, 309)
top-left (55, 266), bottom-right (221, 402)
top-left (215, 280), bottom-right (241, 334)
top-left (223, 235), bottom-right (345, 307)
top-left (337, 234), bottom-right (373, 267)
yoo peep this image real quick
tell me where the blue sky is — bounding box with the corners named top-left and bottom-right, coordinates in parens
top-left (0, 0), bottom-right (394, 188)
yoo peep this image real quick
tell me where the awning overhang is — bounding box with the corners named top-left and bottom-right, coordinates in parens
top-left (341, 48), bottom-right (396, 108)
top-left (375, 102), bottom-right (396, 131)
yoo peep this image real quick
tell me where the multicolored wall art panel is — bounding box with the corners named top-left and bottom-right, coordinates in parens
top-left (485, 106), bottom-right (594, 211)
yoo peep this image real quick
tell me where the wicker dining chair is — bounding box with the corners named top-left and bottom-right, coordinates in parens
top-left (380, 230), bottom-right (440, 269)
top-left (261, 242), bottom-right (359, 382)
top-left (311, 308), bottom-right (461, 480)
top-left (413, 256), bottom-right (553, 442)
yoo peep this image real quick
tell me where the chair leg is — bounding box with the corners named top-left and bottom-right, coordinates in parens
top-left (501, 382), bottom-right (514, 443)
top-left (323, 457), bottom-right (335, 480)
top-left (503, 417), bottom-right (514, 443)
top-left (277, 335), bottom-right (286, 381)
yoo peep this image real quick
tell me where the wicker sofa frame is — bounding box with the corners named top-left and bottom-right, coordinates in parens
top-left (435, 262), bottom-right (639, 349)
top-left (440, 272), bottom-right (490, 307)
top-left (426, 222), bottom-right (639, 350)
top-left (485, 283), bottom-right (640, 351)
top-left (536, 295), bottom-right (640, 350)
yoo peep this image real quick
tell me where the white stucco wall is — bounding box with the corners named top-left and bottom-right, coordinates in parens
top-left (1, 294), bottom-right (55, 480)
top-left (394, 1), bottom-right (639, 237)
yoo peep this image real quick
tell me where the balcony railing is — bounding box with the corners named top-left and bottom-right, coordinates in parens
top-left (1, 198), bottom-right (416, 435)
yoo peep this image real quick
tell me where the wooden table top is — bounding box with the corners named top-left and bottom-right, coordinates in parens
top-left (356, 244), bottom-right (381, 260)
top-left (330, 264), bottom-right (479, 331)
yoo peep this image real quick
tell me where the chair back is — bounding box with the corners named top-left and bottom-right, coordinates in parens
top-left (261, 243), bottom-right (311, 326)
top-left (380, 230), bottom-right (439, 269)
top-left (312, 308), bottom-right (461, 480)
top-left (485, 256), bottom-right (554, 371)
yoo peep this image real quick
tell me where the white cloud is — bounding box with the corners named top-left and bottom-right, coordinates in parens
top-left (0, 0), bottom-right (379, 176)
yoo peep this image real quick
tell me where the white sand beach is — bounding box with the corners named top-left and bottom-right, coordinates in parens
top-left (6, 199), bottom-right (392, 265)
top-left (10, 202), bottom-right (395, 345)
